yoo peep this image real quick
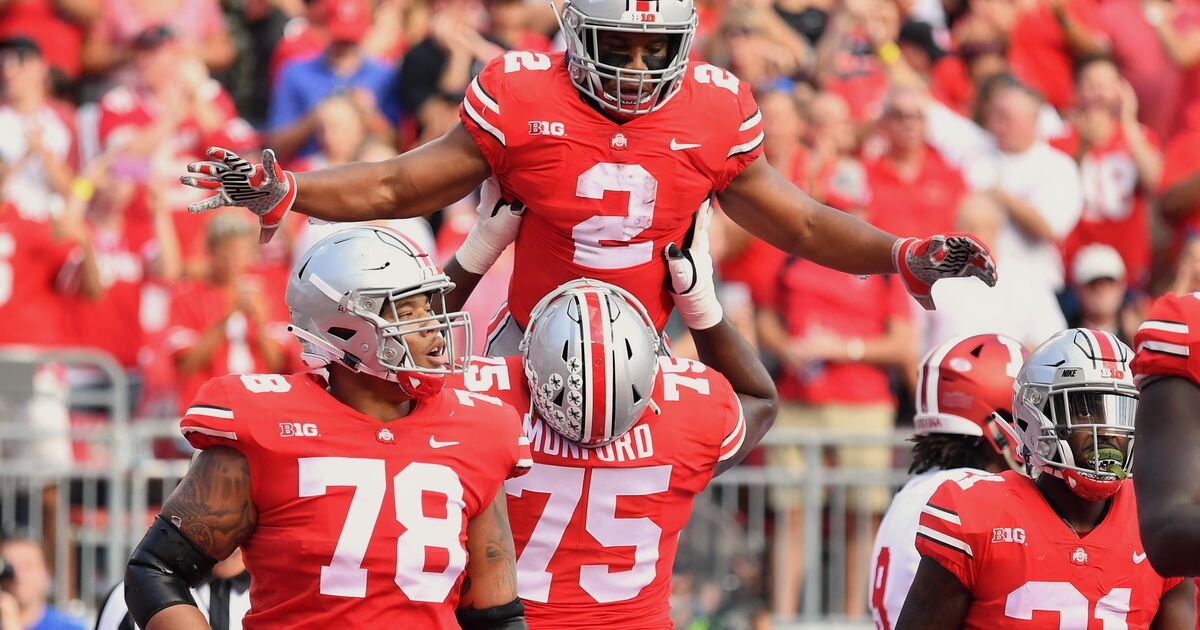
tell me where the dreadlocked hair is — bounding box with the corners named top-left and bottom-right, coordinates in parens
top-left (909, 433), bottom-right (996, 475)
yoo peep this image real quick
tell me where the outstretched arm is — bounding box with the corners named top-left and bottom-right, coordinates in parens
top-left (126, 446), bottom-right (257, 630)
top-left (718, 157), bottom-right (996, 309)
top-left (457, 492), bottom-right (527, 629)
top-left (181, 122), bottom-right (491, 242)
top-left (293, 122), bottom-right (491, 222)
top-left (1135, 376), bottom-right (1200, 576)
top-left (717, 157), bottom-right (896, 275)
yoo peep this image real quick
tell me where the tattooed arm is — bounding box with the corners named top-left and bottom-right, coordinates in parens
top-left (457, 492), bottom-right (527, 629)
top-left (126, 446), bottom-right (257, 630)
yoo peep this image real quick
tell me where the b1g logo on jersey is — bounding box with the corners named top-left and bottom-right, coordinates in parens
top-left (280, 422), bottom-right (319, 437)
top-left (528, 121), bottom-right (566, 137)
top-left (992, 527), bottom-right (1026, 544)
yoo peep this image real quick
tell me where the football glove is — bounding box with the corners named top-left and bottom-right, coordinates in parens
top-left (665, 199), bottom-right (723, 330)
top-left (455, 177), bottom-right (525, 275)
top-left (894, 233), bottom-right (997, 310)
top-left (180, 147), bottom-right (297, 244)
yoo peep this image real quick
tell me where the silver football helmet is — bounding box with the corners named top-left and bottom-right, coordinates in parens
top-left (286, 226), bottom-right (472, 398)
top-left (557, 0), bottom-right (697, 116)
top-left (1001, 328), bottom-right (1138, 500)
top-left (520, 279), bottom-right (660, 446)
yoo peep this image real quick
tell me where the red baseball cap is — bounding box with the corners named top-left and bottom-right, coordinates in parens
top-left (319, 0), bottom-right (371, 43)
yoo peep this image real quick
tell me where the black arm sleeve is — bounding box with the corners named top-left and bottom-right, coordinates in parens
top-left (456, 598), bottom-right (527, 630)
top-left (124, 515), bottom-right (218, 628)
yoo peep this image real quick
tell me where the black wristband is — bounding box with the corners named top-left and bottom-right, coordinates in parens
top-left (456, 598), bottom-right (527, 629)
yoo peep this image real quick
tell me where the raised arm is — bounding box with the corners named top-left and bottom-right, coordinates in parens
top-left (125, 446), bottom-right (257, 630)
top-left (456, 492), bottom-right (527, 629)
top-left (444, 177), bottom-right (525, 313)
top-left (717, 156), bottom-right (996, 309)
top-left (180, 122), bottom-right (491, 242)
top-left (1134, 376), bottom-right (1200, 576)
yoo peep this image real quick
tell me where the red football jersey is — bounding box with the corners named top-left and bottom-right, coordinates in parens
top-left (179, 372), bottom-right (532, 629)
top-left (916, 470), bottom-right (1181, 629)
top-left (0, 207), bottom-right (77, 347)
top-left (1132, 292), bottom-right (1200, 385)
top-left (452, 355), bottom-right (746, 629)
top-left (460, 52), bottom-right (764, 331)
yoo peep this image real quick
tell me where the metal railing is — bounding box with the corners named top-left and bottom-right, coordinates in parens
top-left (0, 348), bottom-right (917, 627)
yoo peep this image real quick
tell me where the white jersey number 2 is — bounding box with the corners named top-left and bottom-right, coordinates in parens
top-left (572, 163), bottom-right (658, 270)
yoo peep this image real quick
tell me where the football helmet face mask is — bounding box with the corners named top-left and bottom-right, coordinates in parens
top-left (557, 0), bottom-right (697, 116)
top-left (1003, 329), bottom-right (1137, 501)
top-left (286, 226), bottom-right (472, 398)
top-left (520, 279), bottom-right (661, 446)
top-left (914, 333), bottom-right (1029, 471)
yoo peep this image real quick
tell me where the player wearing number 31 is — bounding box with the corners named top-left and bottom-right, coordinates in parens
top-left (123, 227), bottom-right (533, 629)
top-left (896, 329), bottom-right (1194, 630)
top-left (179, 0), bottom-right (997, 356)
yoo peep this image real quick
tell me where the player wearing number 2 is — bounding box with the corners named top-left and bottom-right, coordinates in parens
top-left (869, 333), bottom-right (1029, 630)
top-left (123, 227), bottom-right (533, 629)
top-left (896, 329), bottom-right (1194, 630)
top-left (178, 0), bottom-right (998, 356)
top-left (452, 224), bottom-right (778, 628)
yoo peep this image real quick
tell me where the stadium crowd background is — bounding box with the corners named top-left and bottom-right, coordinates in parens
top-left (0, 0), bottom-right (1198, 626)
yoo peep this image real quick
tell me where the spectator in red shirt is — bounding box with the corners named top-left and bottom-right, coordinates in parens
top-left (1052, 56), bottom-right (1161, 289)
top-left (96, 25), bottom-right (257, 266)
top-left (865, 87), bottom-right (967, 238)
top-left (758, 234), bottom-right (914, 619)
top-left (1157, 119), bottom-right (1200, 262)
top-left (1007, 0), bottom-right (1108, 111)
top-left (81, 0), bottom-right (234, 76)
top-left (0, 0), bottom-right (98, 85)
top-left (1098, 0), bottom-right (1187, 140)
top-left (165, 213), bottom-right (292, 411)
top-left (65, 164), bottom-right (182, 374)
top-left (805, 91), bottom-right (871, 211)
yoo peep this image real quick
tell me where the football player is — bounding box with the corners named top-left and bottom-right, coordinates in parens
top-left (870, 333), bottom-right (1029, 629)
top-left (896, 329), bottom-right (1195, 630)
top-left (450, 231), bottom-right (778, 626)
top-left (1131, 293), bottom-right (1200, 577)
top-left (123, 227), bottom-right (533, 629)
top-left (177, 0), bottom-right (997, 355)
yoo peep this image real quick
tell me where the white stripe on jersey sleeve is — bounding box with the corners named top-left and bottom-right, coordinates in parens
top-left (185, 405), bottom-right (234, 420)
top-left (1138, 340), bottom-right (1190, 357)
top-left (462, 97), bottom-right (506, 146)
top-left (181, 426), bottom-right (238, 441)
top-left (916, 524), bottom-right (973, 557)
top-left (717, 397), bottom-right (747, 462)
top-left (1138, 320), bottom-right (1189, 335)
top-left (470, 77), bottom-right (500, 114)
top-left (921, 504), bottom-right (962, 526)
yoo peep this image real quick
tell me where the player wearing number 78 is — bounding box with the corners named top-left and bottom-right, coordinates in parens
top-left (179, 0), bottom-right (998, 356)
top-left (896, 329), bottom-right (1194, 630)
top-left (123, 227), bottom-right (533, 629)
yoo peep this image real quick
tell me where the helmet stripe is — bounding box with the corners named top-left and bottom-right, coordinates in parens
top-left (582, 290), bottom-right (612, 444)
top-left (1086, 328), bottom-right (1120, 370)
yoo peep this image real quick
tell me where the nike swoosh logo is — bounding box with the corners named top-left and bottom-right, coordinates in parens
top-left (670, 139), bottom-right (702, 150)
top-left (1133, 551), bottom-right (1147, 564)
top-left (429, 436), bottom-right (460, 449)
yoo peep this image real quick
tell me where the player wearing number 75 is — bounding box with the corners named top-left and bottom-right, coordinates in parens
top-left (448, 263), bottom-right (778, 625)
top-left (179, 0), bottom-right (997, 355)
top-left (124, 227), bottom-right (533, 629)
top-left (896, 329), bottom-right (1194, 630)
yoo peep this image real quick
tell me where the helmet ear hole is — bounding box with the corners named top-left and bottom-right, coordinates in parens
top-left (625, 338), bottom-right (634, 359)
top-left (631, 384), bottom-right (643, 405)
top-left (552, 388), bottom-right (566, 406)
top-left (561, 340), bottom-right (571, 362)
top-left (327, 327), bottom-right (356, 341)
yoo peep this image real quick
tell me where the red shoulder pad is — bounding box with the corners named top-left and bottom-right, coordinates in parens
top-left (1133, 292), bottom-right (1200, 385)
top-left (179, 376), bottom-right (246, 450)
top-left (688, 64), bottom-right (764, 191)
top-left (658, 356), bottom-right (746, 465)
top-left (914, 471), bottom-right (1006, 590)
top-left (459, 51), bottom-right (558, 176)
